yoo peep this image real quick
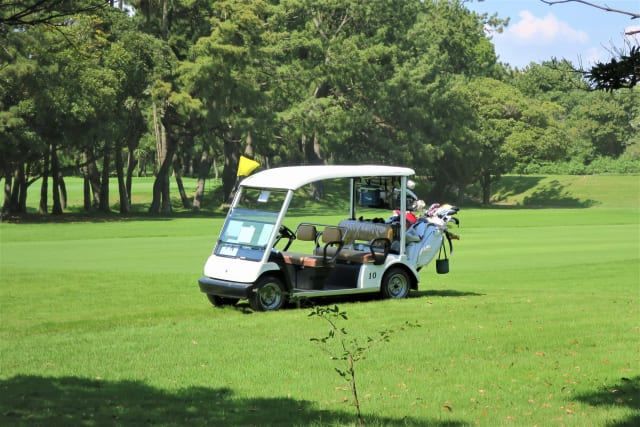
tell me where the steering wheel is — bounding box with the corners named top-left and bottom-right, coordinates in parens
top-left (275, 224), bottom-right (296, 251)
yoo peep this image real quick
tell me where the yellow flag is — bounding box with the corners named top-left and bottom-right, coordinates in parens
top-left (237, 155), bottom-right (260, 176)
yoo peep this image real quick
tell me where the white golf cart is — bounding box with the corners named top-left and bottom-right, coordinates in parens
top-left (198, 165), bottom-right (458, 311)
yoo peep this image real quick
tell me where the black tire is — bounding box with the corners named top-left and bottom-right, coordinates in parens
top-left (380, 267), bottom-right (411, 299)
top-left (207, 294), bottom-right (239, 307)
top-left (249, 276), bottom-right (287, 311)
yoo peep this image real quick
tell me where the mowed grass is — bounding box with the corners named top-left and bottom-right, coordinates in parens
top-left (0, 175), bottom-right (639, 426)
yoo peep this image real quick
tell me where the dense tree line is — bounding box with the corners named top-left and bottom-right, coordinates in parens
top-left (1, 0), bottom-right (638, 215)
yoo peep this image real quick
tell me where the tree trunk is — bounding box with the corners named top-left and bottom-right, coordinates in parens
top-left (481, 171), bottom-right (491, 205)
top-left (161, 0), bottom-right (169, 40)
top-left (124, 100), bottom-right (144, 210)
top-left (153, 102), bottom-right (165, 167)
top-left (150, 101), bottom-right (168, 213)
top-left (173, 153), bottom-right (190, 209)
top-left (303, 79), bottom-right (330, 201)
top-left (3, 170), bottom-right (11, 215)
top-left (188, 157), bottom-right (194, 177)
top-left (83, 176), bottom-right (91, 212)
top-left (149, 102), bottom-right (178, 214)
top-left (137, 155), bottom-right (145, 177)
top-left (11, 164), bottom-right (27, 214)
top-left (244, 132), bottom-right (254, 158)
top-left (82, 148), bottom-right (102, 209)
top-left (304, 133), bottom-right (326, 200)
top-left (39, 145), bottom-right (50, 214)
top-left (213, 157), bottom-right (219, 179)
top-left (193, 143), bottom-right (213, 210)
top-left (58, 173), bottom-right (67, 210)
top-left (38, 176), bottom-right (48, 214)
top-left (222, 132), bottom-right (240, 203)
top-left (456, 185), bottom-right (465, 207)
top-left (150, 153), bottom-right (175, 214)
top-left (51, 144), bottom-right (63, 215)
top-left (126, 148), bottom-right (135, 207)
top-left (82, 150), bottom-right (91, 212)
top-left (161, 174), bottom-right (171, 213)
top-left (115, 140), bottom-right (129, 214)
top-left (99, 143), bottom-right (111, 213)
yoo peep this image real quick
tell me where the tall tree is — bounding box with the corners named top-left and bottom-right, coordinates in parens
top-left (126, 0), bottom-right (213, 213)
top-left (0, 24), bottom-right (42, 215)
top-left (513, 61), bottom-right (637, 166)
top-left (569, 90), bottom-right (636, 159)
top-left (179, 0), bottom-right (273, 202)
top-left (385, 0), bottom-right (504, 198)
top-left (270, 0), bottom-right (429, 198)
top-left (98, 8), bottom-right (169, 213)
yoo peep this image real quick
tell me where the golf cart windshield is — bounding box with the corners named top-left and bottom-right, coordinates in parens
top-left (214, 188), bottom-right (288, 261)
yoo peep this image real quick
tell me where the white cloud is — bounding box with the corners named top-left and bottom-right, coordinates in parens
top-left (499, 10), bottom-right (589, 45)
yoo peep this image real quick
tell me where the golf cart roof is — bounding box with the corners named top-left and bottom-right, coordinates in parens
top-left (240, 165), bottom-right (415, 191)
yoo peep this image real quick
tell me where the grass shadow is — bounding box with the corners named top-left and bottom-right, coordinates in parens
top-left (522, 179), bottom-right (598, 208)
top-left (572, 376), bottom-right (640, 427)
top-left (3, 209), bottom-right (228, 223)
top-left (0, 375), bottom-right (465, 426)
top-left (491, 175), bottom-right (545, 202)
top-left (411, 289), bottom-right (485, 298)
top-left (484, 176), bottom-right (598, 209)
top-left (223, 290), bottom-right (484, 315)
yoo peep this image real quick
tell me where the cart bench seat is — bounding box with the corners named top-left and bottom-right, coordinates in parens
top-left (282, 225), bottom-right (343, 268)
top-left (314, 219), bottom-right (393, 265)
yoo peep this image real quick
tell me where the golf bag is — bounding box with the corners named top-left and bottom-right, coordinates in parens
top-left (403, 204), bottom-right (460, 270)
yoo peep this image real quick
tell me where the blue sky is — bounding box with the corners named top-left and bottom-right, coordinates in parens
top-left (465, 0), bottom-right (640, 68)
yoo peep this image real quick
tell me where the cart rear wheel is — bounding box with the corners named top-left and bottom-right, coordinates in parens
top-left (249, 276), bottom-right (287, 311)
top-left (381, 267), bottom-right (411, 299)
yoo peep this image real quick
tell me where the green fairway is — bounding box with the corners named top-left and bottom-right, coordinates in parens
top-left (1, 175), bottom-right (638, 426)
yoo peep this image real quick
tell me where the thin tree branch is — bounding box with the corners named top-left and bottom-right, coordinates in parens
top-left (1, 1), bottom-right (109, 27)
top-left (540, 0), bottom-right (640, 20)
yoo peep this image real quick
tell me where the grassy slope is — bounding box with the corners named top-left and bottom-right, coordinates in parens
top-left (0, 175), bottom-right (638, 426)
top-left (491, 174), bottom-right (640, 208)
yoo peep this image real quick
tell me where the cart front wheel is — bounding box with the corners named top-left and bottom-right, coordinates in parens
top-left (381, 267), bottom-right (411, 299)
top-left (249, 276), bottom-right (287, 311)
